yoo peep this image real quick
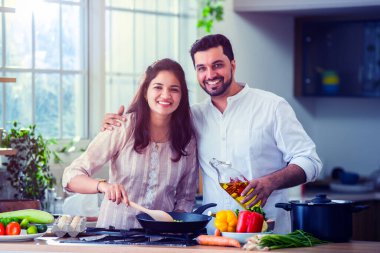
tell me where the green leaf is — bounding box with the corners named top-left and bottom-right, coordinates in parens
top-left (205, 20), bottom-right (213, 33)
top-left (197, 19), bottom-right (205, 28)
top-left (202, 6), bottom-right (211, 17)
top-left (215, 6), bottom-right (224, 21)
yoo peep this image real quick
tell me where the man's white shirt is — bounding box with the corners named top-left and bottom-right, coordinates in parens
top-left (191, 83), bottom-right (322, 234)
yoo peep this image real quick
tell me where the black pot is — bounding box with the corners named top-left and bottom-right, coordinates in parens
top-left (275, 194), bottom-right (368, 242)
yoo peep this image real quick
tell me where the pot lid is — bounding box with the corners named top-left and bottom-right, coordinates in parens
top-left (311, 194), bottom-right (331, 203)
top-left (291, 194), bottom-right (353, 205)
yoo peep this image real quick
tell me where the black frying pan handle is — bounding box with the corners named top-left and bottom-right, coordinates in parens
top-left (192, 203), bottom-right (217, 214)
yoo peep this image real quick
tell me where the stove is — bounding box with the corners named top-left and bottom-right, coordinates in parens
top-left (58, 227), bottom-right (206, 247)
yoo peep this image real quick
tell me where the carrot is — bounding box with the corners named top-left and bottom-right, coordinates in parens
top-left (196, 235), bottom-right (241, 248)
top-left (214, 229), bottom-right (221, 236)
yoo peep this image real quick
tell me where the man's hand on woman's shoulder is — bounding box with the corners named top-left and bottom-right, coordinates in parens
top-left (101, 105), bottom-right (127, 131)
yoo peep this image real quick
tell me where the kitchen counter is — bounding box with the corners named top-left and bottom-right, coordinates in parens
top-left (0, 236), bottom-right (379, 253)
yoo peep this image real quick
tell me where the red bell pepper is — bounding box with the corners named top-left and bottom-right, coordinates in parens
top-left (0, 223), bottom-right (5, 235)
top-left (236, 210), bottom-right (264, 233)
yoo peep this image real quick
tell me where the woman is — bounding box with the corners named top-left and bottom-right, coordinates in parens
top-left (62, 58), bottom-right (198, 229)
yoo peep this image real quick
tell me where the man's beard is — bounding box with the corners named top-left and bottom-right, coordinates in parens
top-left (202, 71), bottom-right (233, 97)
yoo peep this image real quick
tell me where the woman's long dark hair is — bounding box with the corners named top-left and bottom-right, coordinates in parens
top-left (127, 58), bottom-right (194, 162)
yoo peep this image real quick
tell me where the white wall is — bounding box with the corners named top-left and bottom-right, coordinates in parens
top-left (210, 0), bottom-right (380, 178)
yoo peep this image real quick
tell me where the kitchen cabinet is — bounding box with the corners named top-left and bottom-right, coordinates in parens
top-left (352, 200), bottom-right (380, 241)
top-left (234, 0), bottom-right (380, 14)
top-left (294, 14), bottom-right (380, 97)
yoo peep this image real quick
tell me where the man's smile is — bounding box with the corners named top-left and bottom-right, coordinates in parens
top-left (205, 77), bottom-right (223, 89)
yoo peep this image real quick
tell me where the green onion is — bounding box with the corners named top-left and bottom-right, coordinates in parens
top-left (243, 230), bottom-right (328, 251)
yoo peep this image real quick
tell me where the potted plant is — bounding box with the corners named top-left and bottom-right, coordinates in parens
top-left (1, 121), bottom-right (56, 208)
top-left (198, 0), bottom-right (224, 33)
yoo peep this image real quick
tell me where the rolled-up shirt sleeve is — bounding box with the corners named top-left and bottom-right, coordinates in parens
top-left (274, 99), bottom-right (323, 182)
top-left (173, 137), bottom-right (199, 212)
top-left (62, 121), bottom-right (130, 191)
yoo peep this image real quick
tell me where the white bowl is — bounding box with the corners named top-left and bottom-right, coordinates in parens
top-left (221, 231), bottom-right (272, 243)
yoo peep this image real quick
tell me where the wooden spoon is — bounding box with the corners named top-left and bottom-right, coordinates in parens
top-left (129, 201), bottom-right (174, 222)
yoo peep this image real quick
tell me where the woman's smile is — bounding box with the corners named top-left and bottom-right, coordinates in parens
top-left (146, 70), bottom-right (182, 116)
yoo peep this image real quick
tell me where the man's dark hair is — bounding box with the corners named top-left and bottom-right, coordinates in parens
top-left (190, 34), bottom-right (234, 66)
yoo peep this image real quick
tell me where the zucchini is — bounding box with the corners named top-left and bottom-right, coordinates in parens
top-left (0, 209), bottom-right (54, 224)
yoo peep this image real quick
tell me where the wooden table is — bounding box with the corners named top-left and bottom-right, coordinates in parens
top-left (0, 236), bottom-right (379, 253)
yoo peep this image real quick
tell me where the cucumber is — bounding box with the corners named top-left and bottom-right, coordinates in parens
top-left (0, 209), bottom-right (54, 224)
top-left (36, 224), bottom-right (48, 233)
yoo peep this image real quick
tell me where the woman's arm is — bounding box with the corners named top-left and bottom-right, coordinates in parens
top-left (62, 130), bottom-right (122, 190)
top-left (67, 175), bottom-right (129, 205)
top-left (63, 119), bottom-right (131, 204)
top-left (66, 175), bottom-right (101, 194)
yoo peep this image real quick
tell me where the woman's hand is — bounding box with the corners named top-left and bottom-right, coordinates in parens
top-left (101, 105), bottom-right (126, 131)
top-left (98, 182), bottom-right (129, 205)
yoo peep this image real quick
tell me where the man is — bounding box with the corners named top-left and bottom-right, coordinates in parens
top-left (102, 34), bottom-right (322, 234)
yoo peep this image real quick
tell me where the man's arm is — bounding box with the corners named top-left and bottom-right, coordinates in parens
top-left (101, 105), bottom-right (126, 131)
top-left (241, 99), bottom-right (322, 208)
top-left (241, 164), bottom-right (306, 207)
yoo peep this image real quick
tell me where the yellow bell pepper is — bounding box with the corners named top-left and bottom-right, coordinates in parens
top-left (214, 210), bottom-right (238, 232)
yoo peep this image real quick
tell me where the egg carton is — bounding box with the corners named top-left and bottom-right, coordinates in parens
top-left (51, 215), bottom-right (86, 237)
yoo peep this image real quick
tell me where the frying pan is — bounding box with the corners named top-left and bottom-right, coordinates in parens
top-left (136, 203), bottom-right (216, 233)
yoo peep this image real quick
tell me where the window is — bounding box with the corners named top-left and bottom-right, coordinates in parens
top-left (0, 0), bottom-right (198, 139)
top-left (0, 0), bottom-right (87, 139)
top-left (104, 0), bottom-right (198, 112)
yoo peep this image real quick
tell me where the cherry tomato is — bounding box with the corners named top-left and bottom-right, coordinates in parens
top-left (5, 222), bottom-right (21, 236)
top-left (0, 223), bottom-right (5, 235)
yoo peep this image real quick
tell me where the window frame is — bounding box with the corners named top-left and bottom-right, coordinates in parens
top-left (0, 0), bottom-right (89, 139)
